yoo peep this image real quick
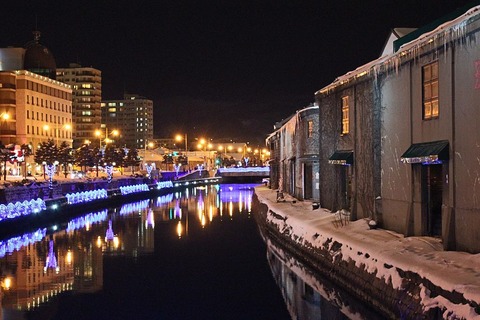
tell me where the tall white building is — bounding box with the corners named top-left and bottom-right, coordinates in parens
top-left (101, 94), bottom-right (153, 150)
top-left (56, 63), bottom-right (101, 148)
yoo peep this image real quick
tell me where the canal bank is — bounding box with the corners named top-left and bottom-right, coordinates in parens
top-left (253, 186), bottom-right (480, 319)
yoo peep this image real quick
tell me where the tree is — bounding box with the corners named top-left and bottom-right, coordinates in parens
top-left (57, 142), bottom-right (74, 178)
top-left (74, 144), bottom-right (94, 172)
top-left (20, 143), bottom-right (33, 178)
top-left (34, 140), bottom-right (59, 179)
top-left (0, 146), bottom-right (14, 181)
top-left (124, 148), bottom-right (141, 174)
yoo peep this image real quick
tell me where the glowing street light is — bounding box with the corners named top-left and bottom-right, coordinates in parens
top-left (43, 122), bottom-right (71, 146)
top-left (95, 127), bottom-right (119, 148)
top-left (175, 134), bottom-right (188, 152)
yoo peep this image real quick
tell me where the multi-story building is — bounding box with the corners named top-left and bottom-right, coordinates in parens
top-left (269, 3), bottom-right (480, 253)
top-left (266, 104), bottom-right (320, 201)
top-left (101, 94), bottom-right (153, 150)
top-left (0, 31), bottom-right (72, 175)
top-left (56, 63), bottom-right (101, 149)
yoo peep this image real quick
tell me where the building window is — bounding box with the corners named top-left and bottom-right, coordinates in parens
top-left (307, 120), bottom-right (313, 138)
top-left (423, 61), bottom-right (439, 120)
top-left (342, 96), bottom-right (349, 134)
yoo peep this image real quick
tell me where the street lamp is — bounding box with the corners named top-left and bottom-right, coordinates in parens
top-left (95, 128), bottom-right (119, 148)
top-left (175, 134), bottom-right (188, 152)
top-left (43, 122), bottom-right (71, 146)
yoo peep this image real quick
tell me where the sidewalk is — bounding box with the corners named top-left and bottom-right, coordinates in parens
top-left (255, 185), bottom-right (480, 319)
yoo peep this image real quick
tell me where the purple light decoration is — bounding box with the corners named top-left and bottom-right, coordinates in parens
top-left (174, 199), bottom-right (182, 219)
top-left (0, 228), bottom-right (47, 258)
top-left (0, 198), bottom-right (46, 221)
top-left (156, 180), bottom-right (173, 190)
top-left (66, 189), bottom-right (108, 204)
top-left (105, 220), bottom-right (114, 241)
top-left (106, 165), bottom-right (114, 183)
top-left (119, 200), bottom-right (150, 215)
top-left (146, 208), bottom-right (155, 228)
top-left (156, 193), bottom-right (174, 205)
top-left (146, 164), bottom-right (153, 178)
top-left (44, 240), bottom-right (59, 272)
top-left (120, 184), bottom-right (149, 195)
top-left (198, 164), bottom-right (203, 176)
top-left (66, 210), bottom-right (108, 232)
top-left (174, 164), bottom-right (181, 177)
top-left (45, 164), bottom-right (57, 189)
top-left (217, 167), bottom-right (269, 174)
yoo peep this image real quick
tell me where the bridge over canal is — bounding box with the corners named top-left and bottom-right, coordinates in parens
top-left (215, 167), bottom-right (270, 183)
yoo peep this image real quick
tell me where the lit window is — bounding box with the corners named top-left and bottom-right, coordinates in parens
top-left (307, 120), bottom-right (313, 138)
top-left (108, 108), bottom-right (117, 112)
top-left (423, 61), bottom-right (439, 120)
top-left (342, 96), bottom-right (349, 135)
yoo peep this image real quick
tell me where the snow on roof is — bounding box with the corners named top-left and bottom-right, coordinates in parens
top-left (255, 186), bottom-right (480, 319)
top-left (316, 5), bottom-right (480, 96)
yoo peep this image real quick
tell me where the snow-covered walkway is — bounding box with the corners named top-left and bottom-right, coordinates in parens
top-left (255, 185), bottom-right (480, 319)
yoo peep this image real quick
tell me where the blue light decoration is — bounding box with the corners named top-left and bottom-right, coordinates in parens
top-left (119, 200), bottom-right (150, 216)
top-left (0, 198), bottom-right (46, 221)
top-left (174, 163), bottom-right (181, 177)
top-left (45, 163), bottom-right (57, 189)
top-left (106, 165), bottom-right (114, 183)
top-left (156, 193), bottom-right (174, 205)
top-left (105, 220), bottom-right (115, 241)
top-left (145, 208), bottom-right (155, 229)
top-left (66, 210), bottom-right (108, 232)
top-left (120, 184), bottom-right (149, 195)
top-left (44, 240), bottom-right (59, 273)
top-left (0, 228), bottom-right (47, 258)
top-left (198, 164), bottom-right (204, 176)
top-left (156, 180), bottom-right (173, 190)
top-left (65, 189), bottom-right (108, 204)
top-left (146, 163), bottom-right (153, 178)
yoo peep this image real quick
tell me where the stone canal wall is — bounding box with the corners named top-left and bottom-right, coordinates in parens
top-left (252, 191), bottom-right (480, 319)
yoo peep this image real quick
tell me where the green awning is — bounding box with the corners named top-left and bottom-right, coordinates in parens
top-left (328, 150), bottom-right (353, 165)
top-left (401, 140), bottom-right (449, 164)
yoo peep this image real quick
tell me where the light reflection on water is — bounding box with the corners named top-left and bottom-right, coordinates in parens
top-left (0, 183), bottom-right (271, 319)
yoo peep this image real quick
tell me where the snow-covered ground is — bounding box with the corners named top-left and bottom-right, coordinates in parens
top-left (255, 186), bottom-right (480, 320)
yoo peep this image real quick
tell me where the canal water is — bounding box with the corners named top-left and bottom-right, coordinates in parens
top-left (0, 184), bottom-right (383, 320)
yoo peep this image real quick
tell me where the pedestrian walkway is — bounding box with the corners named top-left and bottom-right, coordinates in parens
top-left (255, 185), bottom-right (480, 319)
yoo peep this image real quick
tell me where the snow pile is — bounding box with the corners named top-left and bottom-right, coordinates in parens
top-left (256, 186), bottom-right (480, 319)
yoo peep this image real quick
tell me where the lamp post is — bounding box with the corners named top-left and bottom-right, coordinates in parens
top-left (144, 141), bottom-right (154, 169)
top-left (95, 127), bottom-right (119, 149)
top-left (43, 122), bottom-right (71, 146)
top-left (175, 134), bottom-right (188, 152)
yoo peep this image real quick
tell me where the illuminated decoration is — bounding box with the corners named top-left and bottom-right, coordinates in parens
top-left (66, 210), bottom-right (108, 232)
top-left (44, 240), bottom-right (59, 273)
top-left (156, 180), bottom-right (173, 190)
top-left (45, 162), bottom-right (58, 189)
top-left (156, 193), bottom-right (174, 205)
top-left (119, 200), bottom-right (149, 215)
top-left (65, 189), bottom-right (108, 204)
top-left (145, 208), bottom-right (155, 229)
top-left (105, 165), bottom-right (114, 183)
top-left (105, 220), bottom-right (115, 241)
top-left (198, 164), bottom-right (204, 176)
top-left (0, 198), bottom-right (46, 221)
top-left (146, 163), bottom-right (153, 178)
top-left (174, 163), bottom-right (181, 177)
top-left (0, 228), bottom-right (46, 258)
top-left (120, 184), bottom-right (149, 195)
top-left (174, 200), bottom-right (182, 219)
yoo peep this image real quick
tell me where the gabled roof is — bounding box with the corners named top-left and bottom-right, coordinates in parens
top-left (394, 0), bottom-right (480, 52)
top-left (380, 28), bottom-right (417, 57)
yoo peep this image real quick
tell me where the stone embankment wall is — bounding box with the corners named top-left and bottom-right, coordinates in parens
top-left (251, 193), bottom-right (476, 319)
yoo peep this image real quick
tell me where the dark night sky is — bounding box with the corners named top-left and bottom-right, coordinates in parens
top-left (1, 0), bottom-right (475, 145)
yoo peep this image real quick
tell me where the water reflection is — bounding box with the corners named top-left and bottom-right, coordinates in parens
top-left (0, 183), bottom-right (258, 318)
top-left (265, 237), bottom-right (384, 320)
